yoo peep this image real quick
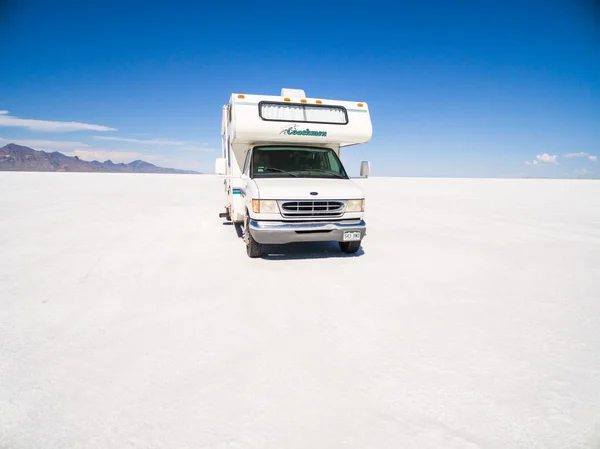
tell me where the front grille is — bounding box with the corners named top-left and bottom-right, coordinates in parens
top-left (279, 200), bottom-right (345, 219)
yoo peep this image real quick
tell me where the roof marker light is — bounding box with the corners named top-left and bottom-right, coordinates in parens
top-left (284, 97), bottom-right (291, 101)
top-left (357, 103), bottom-right (364, 107)
top-left (300, 99), bottom-right (307, 103)
top-left (316, 100), bottom-right (323, 104)
top-left (238, 94), bottom-right (245, 99)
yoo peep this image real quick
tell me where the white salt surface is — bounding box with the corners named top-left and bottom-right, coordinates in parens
top-left (1, 172), bottom-right (599, 448)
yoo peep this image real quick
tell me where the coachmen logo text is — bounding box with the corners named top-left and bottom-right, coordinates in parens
top-left (280, 124), bottom-right (327, 137)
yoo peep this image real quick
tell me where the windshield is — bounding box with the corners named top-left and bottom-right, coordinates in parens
top-left (251, 146), bottom-right (348, 179)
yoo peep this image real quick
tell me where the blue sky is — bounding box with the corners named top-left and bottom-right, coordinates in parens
top-left (1, 0), bottom-right (599, 177)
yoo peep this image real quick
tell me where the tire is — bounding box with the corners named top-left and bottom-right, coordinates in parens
top-left (339, 240), bottom-right (361, 254)
top-left (244, 215), bottom-right (263, 258)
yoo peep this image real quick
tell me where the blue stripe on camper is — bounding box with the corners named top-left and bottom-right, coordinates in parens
top-left (232, 188), bottom-right (242, 195)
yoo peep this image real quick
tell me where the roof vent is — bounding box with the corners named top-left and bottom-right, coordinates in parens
top-left (281, 88), bottom-right (306, 98)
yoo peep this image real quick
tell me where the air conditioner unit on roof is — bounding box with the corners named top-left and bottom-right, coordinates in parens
top-left (280, 88), bottom-right (306, 98)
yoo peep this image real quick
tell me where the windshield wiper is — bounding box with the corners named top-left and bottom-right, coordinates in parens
top-left (300, 169), bottom-right (346, 179)
top-left (263, 167), bottom-right (298, 177)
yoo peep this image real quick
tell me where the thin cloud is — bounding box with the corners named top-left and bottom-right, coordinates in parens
top-left (536, 153), bottom-right (557, 164)
top-left (94, 136), bottom-right (186, 145)
top-left (181, 145), bottom-right (217, 152)
top-left (0, 137), bottom-right (89, 151)
top-left (564, 152), bottom-right (590, 158)
top-left (0, 111), bottom-right (115, 132)
top-left (94, 135), bottom-right (214, 151)
top-left (574, 167), bottom-right (592, 176)
top-left (589, 156), bottom-right (597, 162)
top-left (525, 153), bottom-right (558, 165)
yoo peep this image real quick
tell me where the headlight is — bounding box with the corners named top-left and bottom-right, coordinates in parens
top-left (260, 200), bottom-right (279, 213)
top-left (252, 199), bottom-right (280, 213)
top-left (346, 199), bottom-right (365, 212)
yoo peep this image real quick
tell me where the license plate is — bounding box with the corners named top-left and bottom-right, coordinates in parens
top-left (343, 231), bottom-right (362, 241)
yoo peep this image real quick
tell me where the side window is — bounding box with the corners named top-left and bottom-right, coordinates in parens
top-left (243, 149), bottom-right (251, 174)
top-left (326, 152), bottom-right (341, 172)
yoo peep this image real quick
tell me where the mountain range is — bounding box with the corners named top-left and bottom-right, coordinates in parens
top-left (0, 144), bottom-right (201, 174)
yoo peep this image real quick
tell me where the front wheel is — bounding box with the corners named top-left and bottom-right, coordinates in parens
top-left (339, 240), bottom-right (361, 254)
top-left (244, 215), bottom-right (263, 258)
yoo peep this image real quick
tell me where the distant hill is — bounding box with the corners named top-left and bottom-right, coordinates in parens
top-left (0, 144), bottom-right (201, 174)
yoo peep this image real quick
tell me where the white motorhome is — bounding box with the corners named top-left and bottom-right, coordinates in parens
top-left (215, 88), bottom-right (372, 258)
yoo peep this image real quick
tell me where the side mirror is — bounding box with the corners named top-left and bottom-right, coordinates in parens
top-left (360, 161), bottom-right (370, 178)
top-left (215, 158), bottom-right (227, 175)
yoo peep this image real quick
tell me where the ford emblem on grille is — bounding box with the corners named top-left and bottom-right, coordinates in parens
top-left (310, 192), bottom-right (318, 196)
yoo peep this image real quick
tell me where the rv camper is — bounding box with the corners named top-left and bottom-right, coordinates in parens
top-left (215, 88), bottom-right (372, 258)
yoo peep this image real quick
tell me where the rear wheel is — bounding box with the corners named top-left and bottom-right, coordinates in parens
top-left (244, 215), bottom-right (263, 258)
top-left (339, 240), bottom-right (361, 254)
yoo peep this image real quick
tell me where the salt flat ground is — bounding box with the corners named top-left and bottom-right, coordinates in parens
top-left (1, 172), bottom-right (599, 449)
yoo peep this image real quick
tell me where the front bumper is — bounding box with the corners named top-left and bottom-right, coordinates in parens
top-left (249, 219), bottom-right (366, 244)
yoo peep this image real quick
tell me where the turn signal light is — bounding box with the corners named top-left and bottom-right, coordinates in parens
top-left (252, 199), bottom-right (260, 213)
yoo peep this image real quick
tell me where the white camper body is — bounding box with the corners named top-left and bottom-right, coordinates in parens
top-left (216, 88), bottom-right (372, 257)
